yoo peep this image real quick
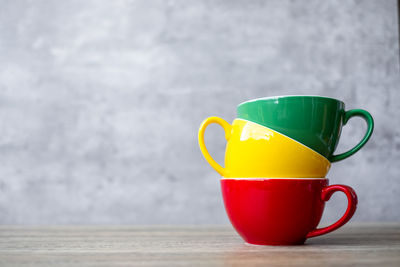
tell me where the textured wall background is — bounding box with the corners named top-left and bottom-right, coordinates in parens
top-left (0, 0), bottom-right (398, 224)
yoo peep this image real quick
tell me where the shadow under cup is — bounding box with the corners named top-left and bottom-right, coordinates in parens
top-left (221, 178), bottom-right (357, 245)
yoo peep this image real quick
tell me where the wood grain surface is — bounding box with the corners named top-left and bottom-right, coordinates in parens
top-left (0, 223), bottom-right (399, 266)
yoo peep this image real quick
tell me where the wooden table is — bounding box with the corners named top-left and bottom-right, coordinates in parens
top-left (0, 223), bottom-right (399, 266)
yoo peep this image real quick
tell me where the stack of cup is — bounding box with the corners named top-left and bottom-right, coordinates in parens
top-left (198, 96), bottom-right (374, 245)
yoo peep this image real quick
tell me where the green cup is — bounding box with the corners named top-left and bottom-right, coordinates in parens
top-left (237, 95), bottom-right (374, 162)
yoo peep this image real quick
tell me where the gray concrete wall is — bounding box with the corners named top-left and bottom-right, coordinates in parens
top-left (0, 0), bottom-right (398, 224)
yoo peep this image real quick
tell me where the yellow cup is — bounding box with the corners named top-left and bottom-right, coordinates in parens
top-left (198, 117), bottom-right (330, 178)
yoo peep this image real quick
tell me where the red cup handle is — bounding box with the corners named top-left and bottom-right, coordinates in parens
top-left (307, 184), bottom-right (358, 238)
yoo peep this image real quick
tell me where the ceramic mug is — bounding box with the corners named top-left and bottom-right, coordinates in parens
top-left (198, 118), bottom-right (330, 177)
top-left (237, 95), bottom-right (374, 162)
top-left (221, 178), bottom-right (357, 245)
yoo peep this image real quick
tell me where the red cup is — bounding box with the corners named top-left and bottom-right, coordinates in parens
top-left (221, 178), bottom-right (357, 245)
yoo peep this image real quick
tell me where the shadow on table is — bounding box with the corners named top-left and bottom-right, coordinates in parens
top-left (218, 234), bottom-right (400, 266)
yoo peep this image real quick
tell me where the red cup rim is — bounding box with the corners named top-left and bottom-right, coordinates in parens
top-left (220, 177), bottom-right (328, 181)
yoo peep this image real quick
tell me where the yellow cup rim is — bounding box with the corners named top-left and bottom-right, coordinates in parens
top-left (234, 118), bottom-right (330, 165)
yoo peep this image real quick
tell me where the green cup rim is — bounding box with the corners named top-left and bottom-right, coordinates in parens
top-left (237, 95), bottom-right (345, 108)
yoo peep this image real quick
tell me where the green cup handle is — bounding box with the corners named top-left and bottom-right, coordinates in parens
top-left (329, 109), bottom-right (374, 162)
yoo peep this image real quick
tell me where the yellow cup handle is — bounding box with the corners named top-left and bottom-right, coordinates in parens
top-left (198, 117), bottom-right (232, 176)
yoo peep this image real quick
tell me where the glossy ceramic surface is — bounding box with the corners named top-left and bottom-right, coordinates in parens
top-left (198, 117), bottom-right (330, 177)
top-left (221, 178), bottom-right (357, 245)
top-left (237, 95), bottom-right (374, 162)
